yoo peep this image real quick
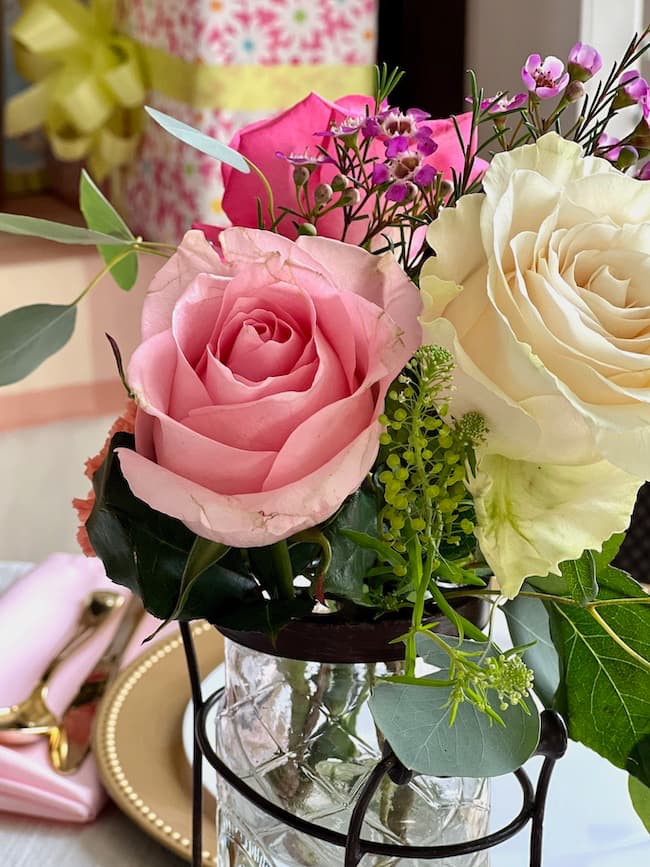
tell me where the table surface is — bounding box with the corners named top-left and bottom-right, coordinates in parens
top-left (1, 561), bottom-right (649, 867)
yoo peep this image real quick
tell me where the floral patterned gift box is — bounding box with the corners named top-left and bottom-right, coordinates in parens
top-left (115, 0), bottom-right (379, 241)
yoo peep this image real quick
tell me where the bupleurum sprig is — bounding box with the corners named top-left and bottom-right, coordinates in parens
top-left (377, 345), bottom-right (486, 563)
top-left (374, 347), bottom-right (534, 722)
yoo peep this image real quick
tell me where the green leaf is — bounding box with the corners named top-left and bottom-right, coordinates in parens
top-left (562, 550), bottom-right (598, 606)
top-left (212, 597), bottom-right (314, 634)
top-left (630, 775), bottom-right (650, 833)
top-left (340, 529), bottom-right (405, 569)
top-left (145, 107), bottom-right (250, 174)
top-left (548, 564), bottom-right (650, 787)
top-left (322, 489), bottom-right (379, 602)
top-left (370, 673), bottom-right (539, 777)
top-left (146, 537), bottom-right (231, 639)
top-left (86, 433), bottom-right (260, 621)
top-left (594, 533), bottom-right (625, 570)
top-left (79, 170), bottom-right (138, 290)
top-left (503, 589), bottom-right (560, 707)
top-left (0, 213), bottom-right (131, 245)
top-left (0, 304), bottom-right (76, 385)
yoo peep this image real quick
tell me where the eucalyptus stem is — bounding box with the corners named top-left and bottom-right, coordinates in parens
top-left (270, 539), bottom-right (295, 600)
top-left (245, 156), bottom-right (276, 226)
top-left (70, 246), bottom-right (136, 306)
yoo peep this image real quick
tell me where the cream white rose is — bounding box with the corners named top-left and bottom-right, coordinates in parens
top-left (420, 133), bottom-right (646, 593)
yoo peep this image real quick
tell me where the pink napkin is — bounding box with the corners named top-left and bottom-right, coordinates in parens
top-left (0, 553), bottom-right (172, 822)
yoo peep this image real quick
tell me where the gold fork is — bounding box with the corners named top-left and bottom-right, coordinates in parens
top-left (0, 591), bottom-right (124, 745)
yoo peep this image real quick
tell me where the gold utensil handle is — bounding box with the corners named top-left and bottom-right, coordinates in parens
top-left (49, 594), bottom-right (145, 774)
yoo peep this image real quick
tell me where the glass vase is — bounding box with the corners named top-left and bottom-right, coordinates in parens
top-left (215, 621), bottom-right (490, 867)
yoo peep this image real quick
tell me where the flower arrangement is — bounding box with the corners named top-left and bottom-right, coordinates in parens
top-left (3, 30), bottom-right (650, 833)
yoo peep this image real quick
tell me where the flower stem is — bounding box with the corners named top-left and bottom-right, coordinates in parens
top-left (70, 246), bottom-right (136, 306)
top-left (271, 540), bottom-right (295, 600)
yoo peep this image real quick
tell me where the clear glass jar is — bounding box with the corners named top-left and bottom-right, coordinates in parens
top-left (215, 635), bottom-right (490, 867)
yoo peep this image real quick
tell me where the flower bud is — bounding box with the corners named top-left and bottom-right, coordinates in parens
top-left (293, 165), bottom-right (310, 187)
top-left (616, 145), bottom-right (640, 169)
top-left (314, 183), bottom-right (333, 205)
top-left (331, 173), bottom-right (348, 192)
top-left (338, 187), bottom-right (361, 207)
top-left (297, 222), bottom-right (318, 236)
top-left (438, 179), bottom-right (453, 199)
top-left (567, 42), bottom-right (602, 82)
top-left (565, 80), bottom-right (585, 103)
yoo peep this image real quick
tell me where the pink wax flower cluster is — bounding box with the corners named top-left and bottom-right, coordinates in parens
top-left (221, 92), bottom-right (486, 252)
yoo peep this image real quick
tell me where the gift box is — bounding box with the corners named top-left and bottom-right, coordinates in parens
top-left (2, 0), bottom-right (48, 198)
top-left (115, 0), bottom-right (379, 242)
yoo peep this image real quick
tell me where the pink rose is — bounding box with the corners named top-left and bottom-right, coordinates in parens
top-left (117, 228), bottom-right (421, 547)
top-left (221, 92), bottom-right (486, 243)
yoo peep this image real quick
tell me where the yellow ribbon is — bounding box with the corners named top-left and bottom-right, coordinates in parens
top-left (5, 0), bottom-right (146, 180)
top-left (5, 0), bottom-right (375, 180)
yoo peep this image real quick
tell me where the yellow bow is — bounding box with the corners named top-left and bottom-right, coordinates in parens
top-left (4, 0), bottom-right (146, 180)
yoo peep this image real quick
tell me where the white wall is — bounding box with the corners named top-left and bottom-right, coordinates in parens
top-left (466, 0), bottom-right (645, 101)
top-left (466, 0), bottom-right (582, 100)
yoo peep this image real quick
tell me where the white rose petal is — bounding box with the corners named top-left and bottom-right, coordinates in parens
top-left (420, 132), bottom-right (650, 591)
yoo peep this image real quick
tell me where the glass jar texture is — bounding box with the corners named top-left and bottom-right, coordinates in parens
top-left (216, 636), bottom-right (490, 867)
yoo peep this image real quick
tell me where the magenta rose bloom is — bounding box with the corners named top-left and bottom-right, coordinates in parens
top-left (221, 92), bottom-right (487, 243)
top-left (117, 228), bottom-right (421, 547)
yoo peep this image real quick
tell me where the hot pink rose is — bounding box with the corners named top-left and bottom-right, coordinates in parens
top-left (221, 92), bottom-right (487, 243)
top-left (117, 228), bottom-right (421, 547)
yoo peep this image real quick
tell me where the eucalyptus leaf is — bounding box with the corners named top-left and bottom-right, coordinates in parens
top-left (79, 170), bottom-right (138, 290)
top-left (548, 564), bottom-right (650, 787)
top-left (562, 550), bottom-right (598, 606)
top-left (0, 304), bottom-right (76, 385)
top-left (145, 107), bottom-right (250, 174)
top-left (503, 589), bottom-right (560, 707)
top-left (0, 213), bottom-right (131, 245)
top-left (370, 675), bottom-right (539, 777)
top-left (629, 775), bottom-right (650, 833)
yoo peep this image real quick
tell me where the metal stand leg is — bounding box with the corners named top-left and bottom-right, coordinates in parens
top-left (180, 622), bottom-right (205, 867)
top-left (530, 710), bottom-right (568, 866)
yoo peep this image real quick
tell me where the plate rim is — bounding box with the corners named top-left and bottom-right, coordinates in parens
top-left (92, 620), bottom-right (222, 866)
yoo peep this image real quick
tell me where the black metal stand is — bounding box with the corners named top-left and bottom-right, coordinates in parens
top-left (180, 623), bottom-right (567, 866)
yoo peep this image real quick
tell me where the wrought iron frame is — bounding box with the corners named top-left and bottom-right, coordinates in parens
top-left (180, 623), bottom-right (567, 867)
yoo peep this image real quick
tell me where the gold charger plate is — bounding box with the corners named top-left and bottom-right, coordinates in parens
top-left (93, 622), bottom-right (224, 866)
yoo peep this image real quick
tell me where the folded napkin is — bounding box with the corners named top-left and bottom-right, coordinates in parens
top-left (0, 553), bottom-right (170, 822)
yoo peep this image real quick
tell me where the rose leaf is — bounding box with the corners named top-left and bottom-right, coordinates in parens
top-left (322, 489), bottom-right (379, 602)
top-left (86, 433), bottom-right (260, 622)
